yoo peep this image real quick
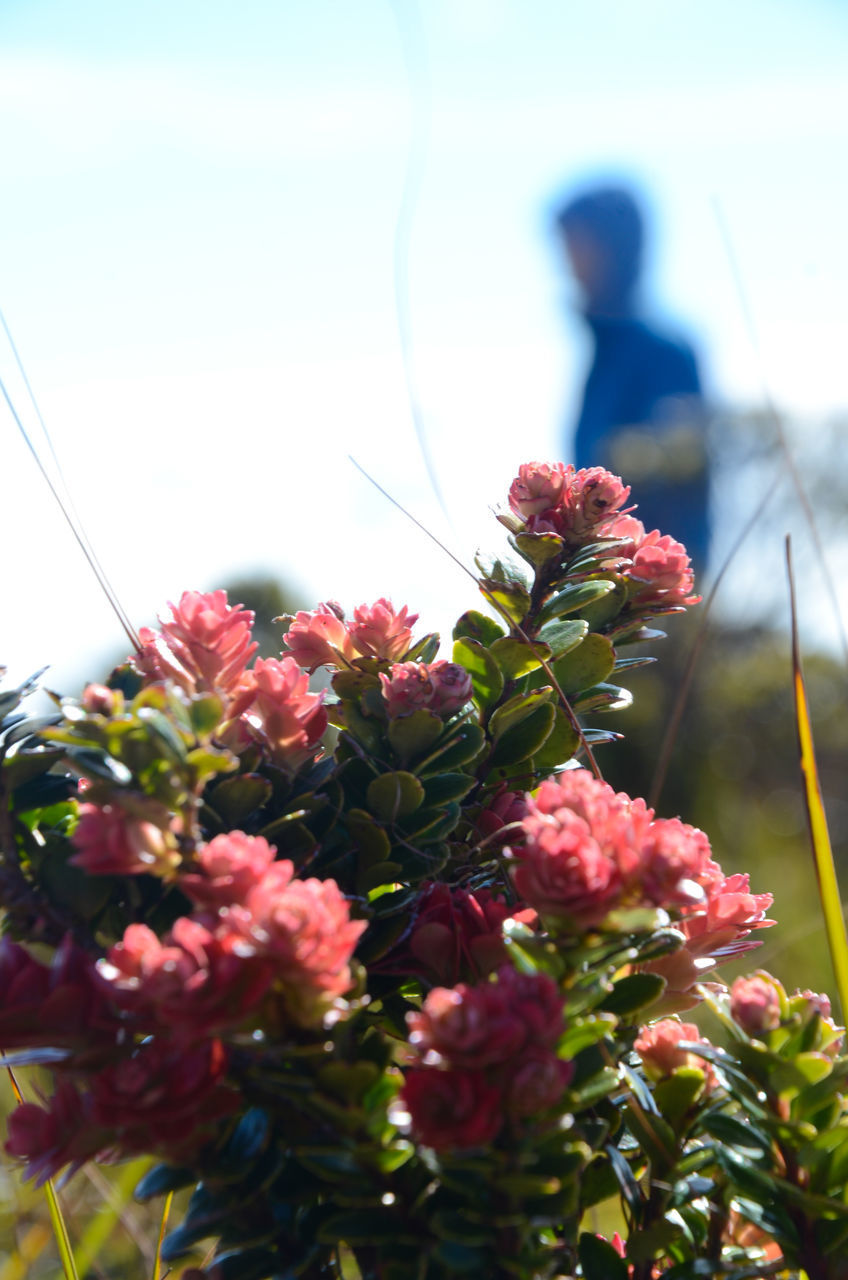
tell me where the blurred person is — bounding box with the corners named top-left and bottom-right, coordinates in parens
top-left (555, 184), bottom-right (711, 572)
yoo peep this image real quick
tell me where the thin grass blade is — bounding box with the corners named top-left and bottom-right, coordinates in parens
top-left (153, 1189), bottom-right (174, 1280)
top-left (787, 537), bottom-right (848, 1021)
top-left (5, 1067), bottom-right (80, 1280)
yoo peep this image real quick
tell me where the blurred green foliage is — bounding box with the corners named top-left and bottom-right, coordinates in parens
top-left (598, 614), bottom-right (848, 999)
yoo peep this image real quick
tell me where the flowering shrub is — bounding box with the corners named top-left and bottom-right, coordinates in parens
top-left (1, 461), bottom-right (846, 1279)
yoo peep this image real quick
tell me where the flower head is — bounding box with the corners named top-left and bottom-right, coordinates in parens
top-left (134, 590), bottom-right (258, 694)
top-left (730, 972), bottom-right (783, 1036)
top-left (634, 1018), bottom-right (715, 1087)
top-left (379, 661), bottom-right (472, 719)
top-left (71, 801), bottom-right (177, 877)
top-left (347, 599), bottom-right (418, 661)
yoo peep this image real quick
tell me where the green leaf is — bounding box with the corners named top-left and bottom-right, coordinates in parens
top-left (478, 576), bottom-right (531, 625)
top-left (315, 1209), bottom-right (408, 1245)
top-left (512, 530), bottom-right (564, 566)
top-left (552, 632), bottom-right (616, 694)
top-left (600, 972), bottom-right (666, 1016)
top-left (452, 638), bottom-right (504, 707)
top-left (419, 722), bottom-right (486, 771)
top-left (536, 618), bottom-right (589, 659)
top-left (209, 773), bottom-right (272, 825)
top-left (367, 772), bottom-right (425, 821)
top-left (431, 1210), bottom-right (493, 1246)
top-left (538, 578), bottom-right (616, 624)
top-left (530, 705), bottom-right (580, 771)
top-left (570, 682), bottom-right (633, 714)
top-left (346, 808), bottom-right (392, 861)
top-left (452, 610), bottom-right (505, 646)
top-left (489, 636), bottom-right (551, 680)
top-left (578, 1232), bottom-right (629, 1280)
top-left (700, 1111), bottom-right (773, 1157)
top-left (489, 688), bottom-right (555, 742)
top-left (188, 693), bottom-right (224, 737)
top-left (490, 702), bottom-right (555, 768)
top-left (652, 1069), bottom-right (710, 1128)
top-left (386, 709), bottom-right (443, 763)
top-left (421, 772), bottom-right (476, 806)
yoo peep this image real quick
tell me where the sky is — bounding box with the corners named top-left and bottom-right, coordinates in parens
top-left (3, 0), bottom-right (848, 697)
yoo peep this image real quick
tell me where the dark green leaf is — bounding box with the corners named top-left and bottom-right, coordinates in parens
top-left (367, 772), bottom-right (425, 821)
top-left (600, 972), bottom-right (666, 1016)
top-left (452, 610), bottom-right (505, 646)
top-left (490, 702), bottom-right (555, 767)
top-left (452, 638), bottom-right (504, 707)
top-left (489, 636), bottom-right (551, 680)
top-left (386, 709), bottom-right (443, 763)
top-left (578, 1228), bottom-right (630, 1280)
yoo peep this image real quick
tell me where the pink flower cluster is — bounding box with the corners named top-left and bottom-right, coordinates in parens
top-left (645, 868), bottom-right (775, 1010)
top-left (5, 1042), bottom-right (238, 1187)
top-left (511, 770), bottom-right (773, 1002)
top-left (507, 462), bottom-right (632, 543)
top-left (375, 881), bottom-right (537, 986)
top-left (71, 799), bottom-right (177, 878)
top-left (130, 590), bottom-right (328, 775)
top-left (2, 832), bottom-right (365, 1184)
top-left (226, 656), bottom-right (327, 770)
top-left (505, 463), bottom-right (699, 607)
top-left (607, 515), bottom-right (700, 608)
top-left (135, 590), bottom-right (258, 694)
top-left (100, 832), bottom-right (366, 1032)
top-left (379, 661), bottom-right (472, 719)
top-left (401, 966), bottom-right (573, 1149)
top-left (284, 599), bottom-right (418, 672)
top-left (633, 1018), bottom-right (716, 1089)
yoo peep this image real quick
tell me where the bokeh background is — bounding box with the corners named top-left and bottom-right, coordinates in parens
top-left (2, 1), bottom-right (848, 1272)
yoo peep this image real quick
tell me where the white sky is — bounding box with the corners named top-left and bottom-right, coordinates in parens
top-left (3, 0), bottom-right (848, 693)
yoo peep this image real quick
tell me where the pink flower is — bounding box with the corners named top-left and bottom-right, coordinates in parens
top-left (283, 603), bottom-right (354, 673)
top-left (638, 818), bottom-right (712, 908)
top-left (634, 1019), bottom-right (715, 1086)
top-left (379, 661), bottom-right (472, 719)
top-left (641, 869), bottom-right (775, 1010)
top-left (408, 967), bottom-right (565, 1069)
top-left (87, 1038), bottom-right (238, 1157)
top-left (681, 872), bottom-right (775, 961)
top-left (347, 599), bottom-right (419, 661)
top-left (409, 983), bottom-right (527, 1069)
top-left (0, 936), bottom-right (117, 1053)
top-left (565, 467), bottom-right (632, 536)
top-left (474, 788), bottom-right (530, 843)
top-left (180, 832), bottom-right (277, 908)
top-left (511, 771), bottom-right (652, 925)
top-left (627, 530), bottom-right (700, 607)
top-left (402, 1068), bottom-right (503, 1150)
top-left (375, 883), bottom-right (536, 985)
top-left (235, 865), bottom-right (366, 1023)
top-left (506, 1047), bottom-right (574, 1117)
top-left (427, 660), bottom-right (474, 715)
top-left (81, 683), bottom-right (118, 716)
top-left (71, 802), bottom-right (177, 877)
top-left (98, 918), bottom-right (274, 1039)
top-left (5, 1079), bottom-right (104, 1186)
top-left (232, 656), bottom-right (327, 771)
top-left (731, 973), bottom-right (782, 1036)
top-left (606, 514), bottom-right (646, 557)
top-left (135, 590), bottom-right (258, 694)
top-left (508, 462), bottom-right (569, 519)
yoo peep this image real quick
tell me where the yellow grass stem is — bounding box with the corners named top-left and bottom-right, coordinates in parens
top-left (5, 1067), bottom-right (79, 1280)
top-left (787, 538), bottom-right (848, 1021)
top-left (152, 1189), bottom-right (174, 1280)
